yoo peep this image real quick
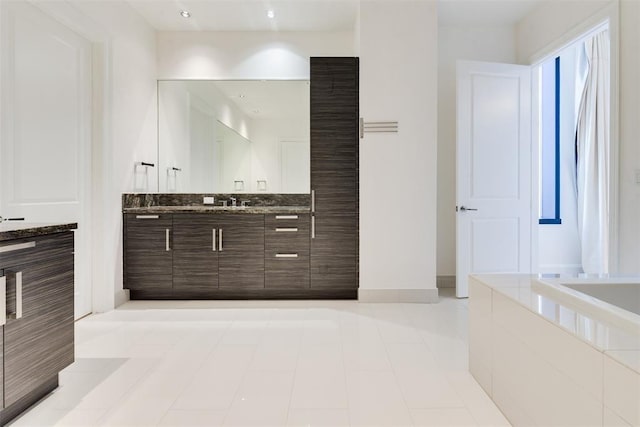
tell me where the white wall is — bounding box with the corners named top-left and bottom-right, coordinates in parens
top-left (358, 1), bottom-right (438, 301)
top-left (517, 0), bottom-right (640, 274)
top-left (437, 26), bottom-right (517, 278)
top-left (157, 31), bottom-right (355, 80)
top-left (617, 0), bottom-right (640, 274)
top-left (537, 46), bottom-right (582, 274)
top-left (63, 0), bottom-right (158, 310)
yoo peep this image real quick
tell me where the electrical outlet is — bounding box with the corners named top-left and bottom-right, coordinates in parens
top-left (203, 196), bottom-right (215, 205)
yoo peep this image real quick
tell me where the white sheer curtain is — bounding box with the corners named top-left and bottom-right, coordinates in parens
top-left (575, 30), bottom-right (610, 275)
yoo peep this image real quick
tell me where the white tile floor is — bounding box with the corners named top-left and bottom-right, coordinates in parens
top-left (10, 289), bottom-right (511, 427)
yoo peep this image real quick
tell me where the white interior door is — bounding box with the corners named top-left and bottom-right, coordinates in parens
top-left (0, 2), bottom-right (92, 318)
top-left (456, 60), bottom-right (532, 298)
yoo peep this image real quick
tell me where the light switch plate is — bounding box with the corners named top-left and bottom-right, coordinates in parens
top-left (635, 169), bottom-right (640, 184)
top-left (203, 196), bottom-right (215, 205)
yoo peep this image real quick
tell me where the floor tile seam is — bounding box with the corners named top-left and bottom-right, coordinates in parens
top-left (91, 358), bottom-right (165, 426)
top-left (445, 374), bottom-right (510, 427)
top-left (336, 314), bottom-right (353, 427)
top-left (218, 343), bottom-right (260, 426)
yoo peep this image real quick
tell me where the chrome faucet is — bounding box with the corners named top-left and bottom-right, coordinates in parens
top-left (230, 197), bottom-right (237, 207)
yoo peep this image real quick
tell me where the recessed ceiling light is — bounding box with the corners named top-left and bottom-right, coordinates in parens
top-left (267, 9), bottom-right (275, 19)
top-left (180, 10), bottom-right (191, 18)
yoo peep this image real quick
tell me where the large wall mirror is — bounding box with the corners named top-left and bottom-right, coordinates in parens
top-left (158, 80), bottom-right (310, 194)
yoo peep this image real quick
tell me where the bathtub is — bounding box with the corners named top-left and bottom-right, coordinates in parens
top-left (533, 276), bottom-right (640, 334)
top-left (469, 274), bottom-right (640, 426)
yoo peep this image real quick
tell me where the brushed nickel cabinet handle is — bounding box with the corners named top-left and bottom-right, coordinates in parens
top-left (165, 229), bottom-right (170, 251)
top-left (15, 272), bottom-right (22, 319)
top-left (275, 253), bottom-right (298, 258)
top-left (0, 276), bottom-right (5, 326)
top-left (275, 228), bottom-right (298, 232)
top-left (311, 190), bottom-right (315, 213)
top-left (212, 229), bottom-right (217, 251)
top-left (7, 272), bottom-right (22, 320)
top-left (219, 229), bottom-right (223, 251)
top-left (0, 241), bottom-right (36, 254)
top-left (311, 216), bottom-right (315, 239)
top-left (136, 215), bottom-right (159, 219)
top-left (275, 215), bottom-right (298, 220)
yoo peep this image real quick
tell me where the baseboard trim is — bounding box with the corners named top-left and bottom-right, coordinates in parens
top-left (437, 275), bottom-right (456, 288)
top-left (358, 288), bottom-right (439, 303)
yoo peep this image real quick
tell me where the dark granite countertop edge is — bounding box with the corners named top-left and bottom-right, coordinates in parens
top-left (0, 223), bottom-right (78, 242)
top-left (123, 206), bottom-right (311, 214)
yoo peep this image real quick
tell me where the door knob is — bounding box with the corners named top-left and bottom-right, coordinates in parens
top-left (457, 206), bottom-right (478, 212)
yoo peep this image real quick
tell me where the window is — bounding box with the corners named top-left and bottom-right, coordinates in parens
top-left (539, 56), bottom-right (561, 225)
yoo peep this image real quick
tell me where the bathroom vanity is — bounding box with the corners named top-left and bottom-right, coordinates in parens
top-left (0, 222), bottom-right (76, 425)
top-left (122, 195), bottom-right (356, 299)
top-left (124, 57), bottom-right (359, 300)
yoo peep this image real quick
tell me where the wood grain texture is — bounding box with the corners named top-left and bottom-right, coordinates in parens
top-left (1, 232), bottom-right (74, 408)
top-left (265, 213), bottom-right (310, 289)
top-left (124, 214), bottom-right (173, 290)
top-left (310, 57), bottom-right (359, 291)
top-left (217, 214), bottom-right (265, 290)
top-left (310, 214), bottom-right (357, 289)
top-left (172, 215), bottom-right (218, 291)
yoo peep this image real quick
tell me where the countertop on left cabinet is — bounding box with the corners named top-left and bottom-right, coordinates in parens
top-left (0, 223), bottom-right (76, 425)
top-left (0, 222), bottom-right (78, 242)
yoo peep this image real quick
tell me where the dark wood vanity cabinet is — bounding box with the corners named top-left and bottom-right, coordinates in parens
top-left (0, 231), bottom-right (75, 423)
top-left (124, 213), bottom-right (266, 296)
top-left (123, 214), bottom-right (173, 290)
top-left (310, 57), bottom-right (359, 293)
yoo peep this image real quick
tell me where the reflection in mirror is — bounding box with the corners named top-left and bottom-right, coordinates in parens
top-left (158, 80), bottom-right (310, 194)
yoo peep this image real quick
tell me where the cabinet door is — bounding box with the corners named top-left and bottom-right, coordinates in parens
top-left (124, 214), bottom-right (173, 290)
top-left (218, 214), bottom-right (265, 290)
top-left (173, 214), bottom-right (218, 291)
top-left (310, 57), bottom-right (359, 214)
top-left (310, 214), bottom-right (357, 289)
top-left (3, 232), bottom-right (75, 407)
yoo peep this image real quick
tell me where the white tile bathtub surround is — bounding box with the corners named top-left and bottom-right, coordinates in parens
top-left (604, 356), bottom-right (640, 426)
top-left (9, 292), bottom-right (511, 427)
top-left (469, 274), bottom-right (640, 427)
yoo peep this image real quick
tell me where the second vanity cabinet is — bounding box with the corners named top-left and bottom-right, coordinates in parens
top-left (0, 230), bottom-right (75, 424)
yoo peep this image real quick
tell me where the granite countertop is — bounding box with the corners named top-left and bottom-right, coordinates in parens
top-left (472, 274), bottom-right (640, 374)
top-left (123, 206), bottom-right (311, 214)
top-left (0, 222), bottom-right (78, 242)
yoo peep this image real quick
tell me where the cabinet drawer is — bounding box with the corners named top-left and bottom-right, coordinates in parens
top-left (265, 214), bottom-right (310, 249)
top-left (265, 213), bottom-right (310, 229)
top-left (265, 251), bottom-right (310, 289)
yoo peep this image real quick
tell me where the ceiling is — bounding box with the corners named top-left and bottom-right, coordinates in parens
top-left (129, 0), bottom-right (545, 31)
top-left (128, 0), bottom-right (359, 32)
